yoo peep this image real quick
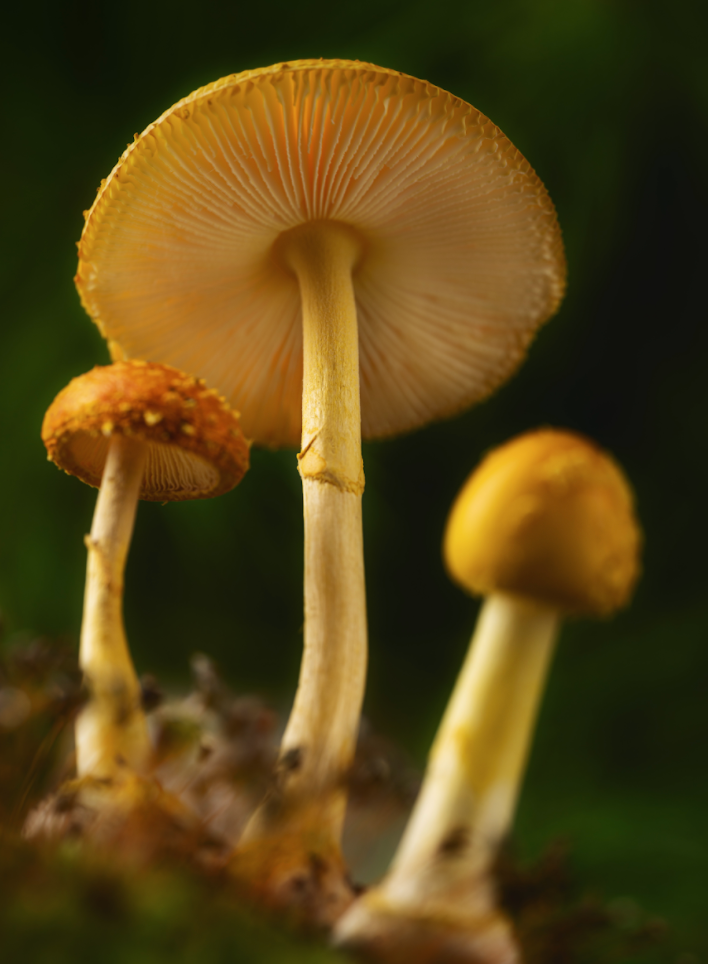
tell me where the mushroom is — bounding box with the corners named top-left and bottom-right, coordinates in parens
top-left (42, 360), bottom-right (249, 781)
top-left (335, 429), bottom-right (642, 962)
top-left (74, 60), bottom-right (566, 916)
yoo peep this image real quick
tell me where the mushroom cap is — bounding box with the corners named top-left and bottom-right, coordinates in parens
top-left (76, 59), bottom-right (566, 448)
top-left (42, 361), bottom-right (249, 501)
top-left (443, 429), bottom-right (641, 616)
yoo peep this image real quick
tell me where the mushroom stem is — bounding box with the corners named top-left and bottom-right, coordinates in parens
top-left (335, 594), bottom-right (557, 959)
top-left (245, 220), bottom-right (367, 839)
top-left (284, 481), bottom-right (367, 836)
top-left (286, 219), bottom-right (365, 493)
top-left (392, 593), bottom-right (557, 888)
top-left (76, 433), bottom-right (151, 780)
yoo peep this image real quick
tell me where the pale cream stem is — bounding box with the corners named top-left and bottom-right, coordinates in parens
top-left (76, 433), bottom-right (151, 780)
top-left (384, 594), bottom-right (558, 908)
top-left (257, 220), bottom-right (367, 841)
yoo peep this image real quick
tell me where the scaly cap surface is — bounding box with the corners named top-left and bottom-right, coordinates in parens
top-left (42, 361), bottom-right (249, 501)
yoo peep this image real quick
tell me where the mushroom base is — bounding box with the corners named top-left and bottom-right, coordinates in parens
top-left (75, 678), bottom-right (151, 782)
top-left (23, 772), bottom-right (219, 866)
top-left (334, 886), bottom-right (519, 964)
top-left (229, 801), bottom-right (357, 929)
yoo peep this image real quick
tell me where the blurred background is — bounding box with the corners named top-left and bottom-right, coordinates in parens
top-left (2, 0), bottom-right (707, 956)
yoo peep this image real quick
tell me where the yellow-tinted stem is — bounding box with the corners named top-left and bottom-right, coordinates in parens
top-left (391, 594), bottom-right (557, 889)
top-left (76, 433), bottom-right (151, 779)
top-left (245, 220), bottom-right (367, 844)
top-left (283, 219), bottom-right (364, 494)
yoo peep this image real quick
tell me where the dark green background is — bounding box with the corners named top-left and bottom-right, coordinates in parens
top-left (2, 0), bottom-right (707, 955)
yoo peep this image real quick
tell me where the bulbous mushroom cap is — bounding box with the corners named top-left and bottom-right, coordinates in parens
top-left (443, 429), bottom-right (641, 616)
top-left (76, 59), bottom-right (566, 448)
top-left (42, 361), bottom-right (249, 501)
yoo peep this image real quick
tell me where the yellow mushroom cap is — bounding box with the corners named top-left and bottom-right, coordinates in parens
top-left (76, 59), bottom-right (566, 448)
top-left (42, 361), bottom-right (250, 501)
top-left (443, 429), bottom-right (642, 616)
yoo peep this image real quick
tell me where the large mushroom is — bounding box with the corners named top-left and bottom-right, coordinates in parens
top-left (335, 429), bottom-right (642, 962)
top-left (42, 361), bottom-right (249, 781)
top-left (74, 60), bottom-right (566, 914)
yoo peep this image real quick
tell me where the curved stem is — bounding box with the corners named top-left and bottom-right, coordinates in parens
top-left (244, 220), bottom-right (367, 844)
top-left (284, 482), bottom-right (367, 838)
top-left (76, 433), bottom-right (151, 779)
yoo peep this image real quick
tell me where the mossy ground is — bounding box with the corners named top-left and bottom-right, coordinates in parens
top-left (0, 636), bottom-right (680, 964)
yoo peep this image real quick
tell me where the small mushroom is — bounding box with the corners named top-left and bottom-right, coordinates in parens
top-left (335, 429), bottom-right (641, 963)
top-left (75, 60), bottom-right (566, 920)
top-left (42, 361), bottom-right (249, 781)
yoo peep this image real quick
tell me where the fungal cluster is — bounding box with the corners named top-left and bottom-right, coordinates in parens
top-left (9, 60), bottom-right (648, 964)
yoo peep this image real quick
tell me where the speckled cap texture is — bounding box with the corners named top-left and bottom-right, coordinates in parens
top-left (444, 429), bottom-right (642, 616)
top-left (42, 361), bottom-right (250, 501)
top-left (76, 59), bottom-right (566, 448)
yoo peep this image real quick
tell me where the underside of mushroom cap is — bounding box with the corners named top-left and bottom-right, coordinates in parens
top-left (76, 59), bottom-right (566, 448)
top-left (42, 361), bottom-right (249, 501)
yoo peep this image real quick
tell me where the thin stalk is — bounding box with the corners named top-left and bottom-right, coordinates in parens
top-left (76, 433), bottom-right (151, 780)
top-left (243, 220), bottom-right (367, 844)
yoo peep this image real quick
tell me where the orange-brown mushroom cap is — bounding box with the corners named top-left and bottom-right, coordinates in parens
top-left (76, 59), bottom-right (566, 448)
top-left (443, 429), bottom-right (642, 616)
top-left (42, 361), bottom-right (250, 501)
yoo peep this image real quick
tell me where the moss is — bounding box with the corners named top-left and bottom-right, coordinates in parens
top-left (0, 638), bottom-right (675, 963)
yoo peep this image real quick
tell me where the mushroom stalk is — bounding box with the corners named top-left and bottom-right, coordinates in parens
top-left (287, 219), bottom-right (365, 496)
top-left (282, 483), bottom-right (367, 836)
top-left (245, 220), bottom-right (367, 843)
top-left (76, 433), bottom-right (151, 779)
top-left (391, 593), bottom-right (557, 890)
top-left (335, 594), bottom-right (556, 960)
